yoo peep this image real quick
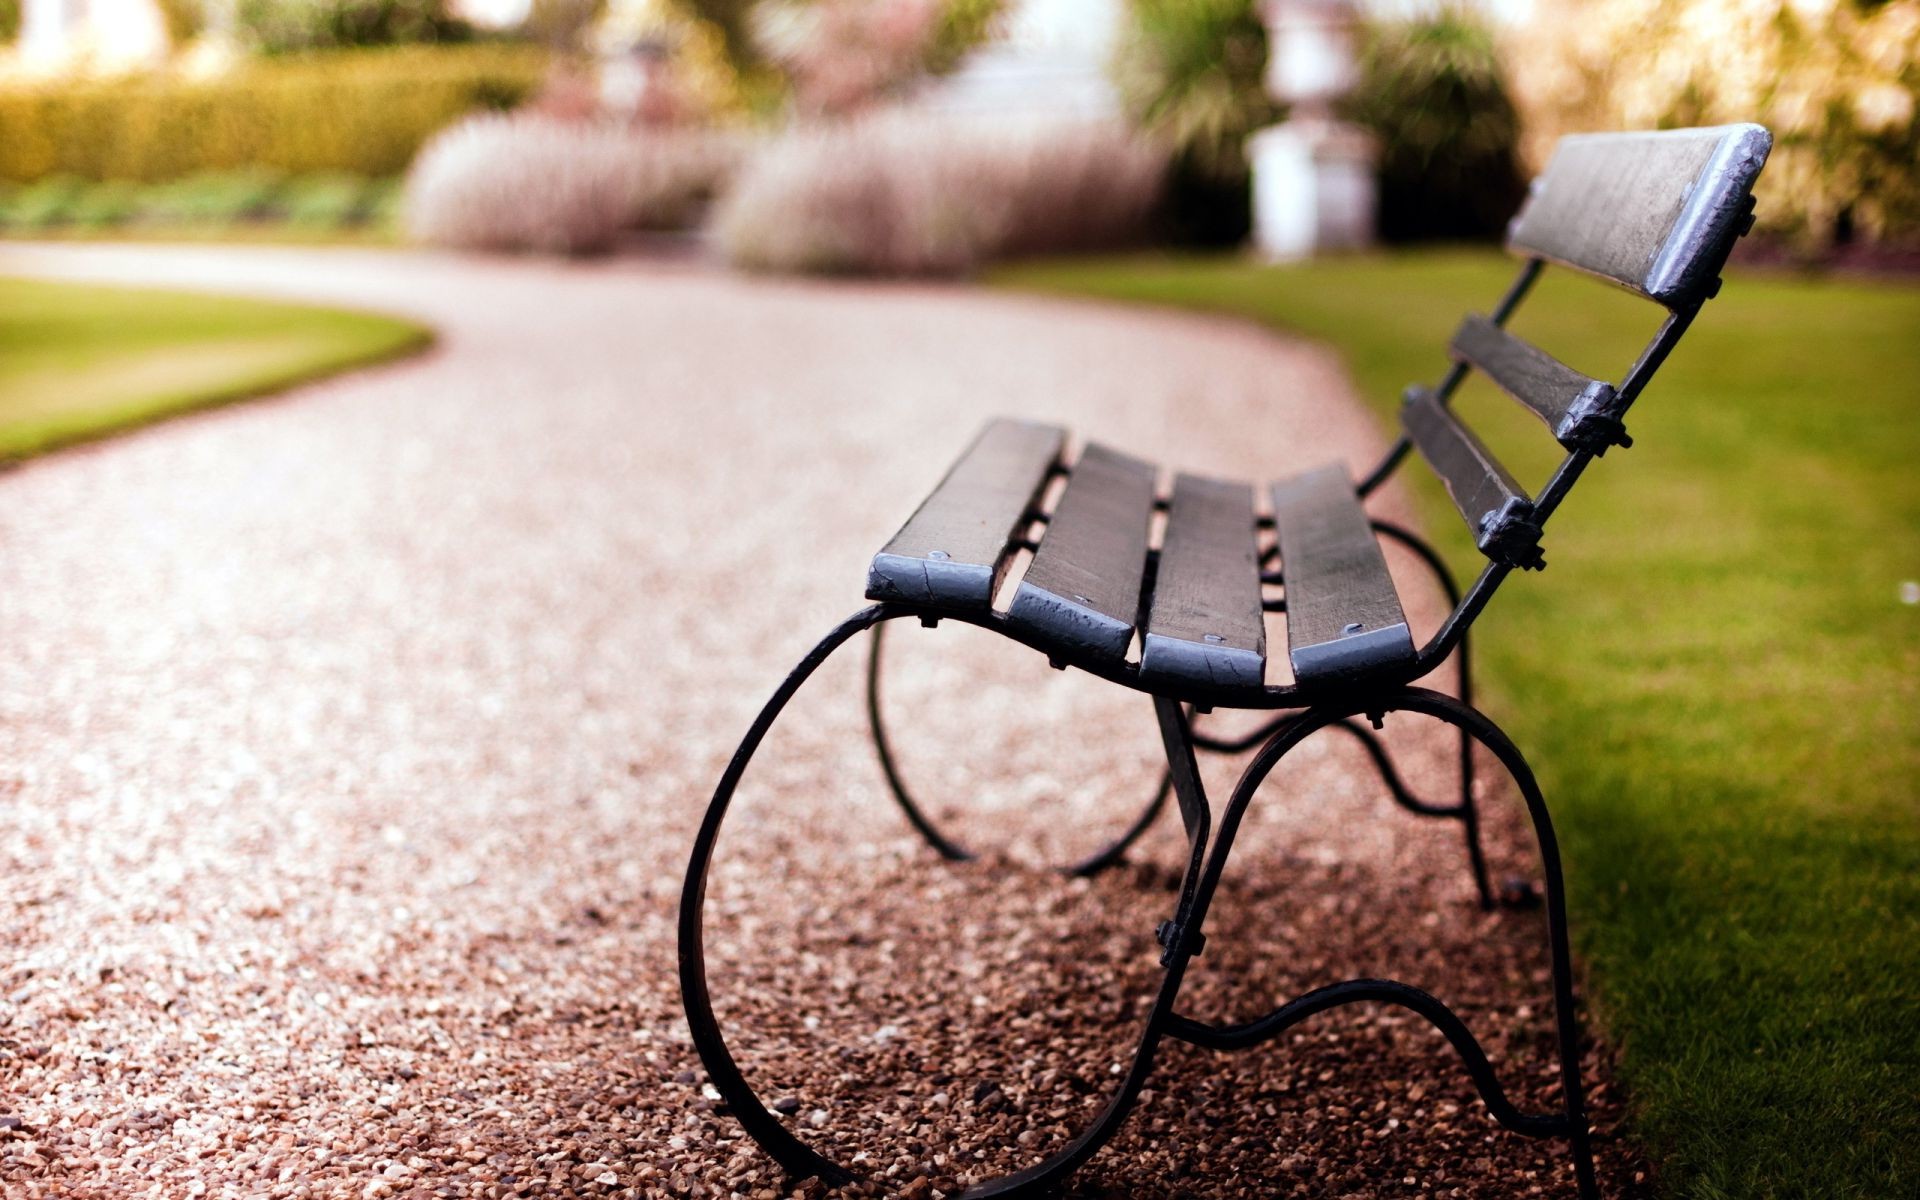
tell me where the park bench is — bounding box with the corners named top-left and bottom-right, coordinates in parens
top-left (680, 123), bottom-right (1773, 1198)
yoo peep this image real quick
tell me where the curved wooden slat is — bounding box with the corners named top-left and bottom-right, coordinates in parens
top-left (1140, 472), bottom-right (1266, 695)
top-left (1271, 464), bottom-right (1415, 685)
top-left (866, 418), bottom-right (1065, 609)
top-left (1008, 442), bottom-right (1158, 661)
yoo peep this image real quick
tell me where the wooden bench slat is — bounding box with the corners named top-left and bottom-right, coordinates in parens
top-left (1401, 388), bottom-right (1543, 568)
top-left (1450, 314), bottom-right (1622, 449)
top-left (1008, 442), bottom-right (1158, 661)
top-left (1140, 473), bottom-right (1267, 695)
top-left (1271, 464), bottom-right (1415, 685)
top-left (867, 418), bottom-right (1065, 610)
top-left (1506, 124), bottom-right (1771, 307)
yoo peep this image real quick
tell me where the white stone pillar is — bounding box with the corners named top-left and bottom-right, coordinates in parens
top-left (19, 0), bottom-right (77, 69)
top-left (1247, 0), bottom-right (1377, 260)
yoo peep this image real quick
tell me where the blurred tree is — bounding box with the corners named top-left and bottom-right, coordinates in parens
top-left (234, 0), bottom-right (473, 53)
top-left (1346, 7), bottom-right (1526, 242)
top-left (594, 0), bottom-right (754, 121)
top-left (154, 0), bottom-right (209, 45)
top-left (753, 0), bottom-right (949, 116)
top-left (683, 0), bottom-right (762, 73)
top-left (521, 0), bottom-right (609, 51)
top-left (0, 0), bottom-right (18, 44)
top-left (925, 0), bottom-right (999, 75)
top-left (1510, 0), bottom-right (1920, 249)
top-left (687, 0), bottom-right (1000, 114)
top-left (1113, 0), bottom-right (1276, 245)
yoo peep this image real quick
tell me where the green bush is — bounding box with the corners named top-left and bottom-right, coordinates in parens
top-left (1345, 9), bottom-right (1526, 242)
top-left (0, 177), bottom-right (86, 229)
top-left (140, 169), bottom-right (287, 224)
top-left (0, 44), bottom-right (548, 183)
top-left (276, 172), bottom-right (376, 227)
top-left (154, 0), bottom-right (207, 43)
top-left (235, 0), bottom-right (471, 54)
top-left (1113, 0), bottom-right (1275, 245)
top-left (66, 181), bottom-right (143, 228)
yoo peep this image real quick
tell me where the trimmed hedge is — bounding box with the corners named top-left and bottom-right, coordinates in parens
top-left (0, 44), bottom-right (549, 183)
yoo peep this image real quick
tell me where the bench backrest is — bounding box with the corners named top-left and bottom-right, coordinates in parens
top-left (1369, 124), bottom-right (1771, 658)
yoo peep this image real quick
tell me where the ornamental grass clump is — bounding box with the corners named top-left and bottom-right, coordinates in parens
top-left (404, 113), bottom-right (743, 254)
top-left (713, 111), bottom-right (1166, 276)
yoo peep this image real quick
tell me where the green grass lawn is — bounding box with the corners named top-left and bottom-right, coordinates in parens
top-left (993, 251), bottom-right (1920, 1198)
top-left (0, 276), bottom-right (429, 460)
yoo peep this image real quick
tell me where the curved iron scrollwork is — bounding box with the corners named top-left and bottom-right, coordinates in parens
top-left (680, 606), bottom-right (1598, 1199)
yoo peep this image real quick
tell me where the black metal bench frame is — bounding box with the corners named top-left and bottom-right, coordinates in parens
top-left (680, 125), bottom-right (1773, 1198)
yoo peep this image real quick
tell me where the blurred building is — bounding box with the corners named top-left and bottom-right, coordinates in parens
top-left (13, 0), bottom-right (169, 72)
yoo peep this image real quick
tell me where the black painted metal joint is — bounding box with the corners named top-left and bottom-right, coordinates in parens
top-left (1556, 381), bottom-right (1633, 455)
top-left (1156, 919), bottom-right (1204, 965)
top-left (1475, 498), bottom-right (1547, 571)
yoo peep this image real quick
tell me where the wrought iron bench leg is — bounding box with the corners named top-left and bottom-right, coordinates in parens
top-left (681, 605), bottom-right (1190, 1197)
top-left (680, 606), bottom-right (889, 1187)
top-left (1158, 687), bottom-right (1598, 1199)
top-left (1374, 519), bottom-right (1494, 908)
top-left (1187, 704), bottom-right (1493, 908)
top-left (864, 618), bottom-right (1175, 875)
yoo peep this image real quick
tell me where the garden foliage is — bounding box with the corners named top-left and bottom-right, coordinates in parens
top-left (1347, 9), bottom-right (1526, 242)
top-left (0, 171), bottom-right (399, 232)
top-left (1510, 0), bottom-right (1920, 246)
top-left (713, 111), bottom-right (1163, 275)
top-left (404, 113), bottom-right (743, 253)
top-left (0, 45), bottom-right (548, 183)
top-left (233, 0), bottom-right (471, 54)
top-left (1112, 0), bottom-right (1273, 244)
top-left (685, 0), bottom-right (998, 113)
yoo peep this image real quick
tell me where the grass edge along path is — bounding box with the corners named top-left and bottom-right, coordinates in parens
top-left (0, 274), bottom-right (430, 461)
top-left (991, 250), bottom-right (1920, 1200)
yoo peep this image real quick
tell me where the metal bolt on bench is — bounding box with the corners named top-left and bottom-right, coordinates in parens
top-left (680, 124), bottom-right (1773, 1198)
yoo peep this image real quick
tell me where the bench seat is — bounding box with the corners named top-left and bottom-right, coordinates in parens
top-left (866, 420), bottom-right (1417, 697)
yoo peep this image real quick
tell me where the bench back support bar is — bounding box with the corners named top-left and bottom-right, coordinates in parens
top-left (1364, 124), bottom-right (1770, 669)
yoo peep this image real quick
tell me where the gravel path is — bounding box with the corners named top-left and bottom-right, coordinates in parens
top-left (0, 244), bottom-right (1640, 1198)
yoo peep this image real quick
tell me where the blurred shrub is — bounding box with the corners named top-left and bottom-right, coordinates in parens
top-left (140, 169), bottom-right (287, 223)
top-left (925, 0), bottom-right (1000, 75)
top-left (683, 0), bottom-right (764, 76)
top-left (235, 0), bottom-right (470, 54)
top-left (1346, 8), bottom-right (1525, 242)
top-left (0, 45), bottom-right (547, 183)
top-left (1, 177), bottom-right (86, 229)
top-left (520, 0), bottom-right (607, 51)
top-left (713, 111), bottom-right (1164, 275)
top-left (0, 0), bottom-right (18, 43)
top-left (1113, 0), bottom-right (1274, 245)
top-left (0, 171), bottom-right (405, 233)
top-left (362, 176), bottom-right (407, 225)
top-left (66, 181), bottom-right (143, 229)
top-left (277, 172), bottom-right (376, 227)
top-left (154, 0), bottom-right (207, 44)
top-left (1510, 0), bottom-right (1920, 247)
top-left (404, 113), bottom-right (743, 253)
